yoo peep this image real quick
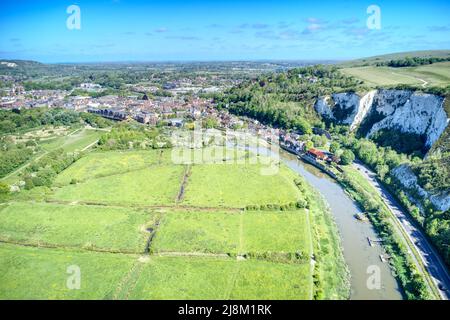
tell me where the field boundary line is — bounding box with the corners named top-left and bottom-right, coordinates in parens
top-left (55, 163), bottom-right (174, 186)
top-left (43, 199), bottom-right (244, 211)
top-left (239, 214), bottom-right (244, 255)
top-left (154, 251), bottom-right (231, 258)
top-left (144, 214), bottom-right (163, 254)
top-left (81, 140), bottom-right (99, 152)
top-left (0, 238), bottom-right (142, 256)
top-left (124, 263), bottom-right (145, 300)
top-left (176, 165), bottom-right (191, 203)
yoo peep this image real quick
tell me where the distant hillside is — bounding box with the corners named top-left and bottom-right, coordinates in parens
top-left (0, 59), bottom-right (50, 78)
top-left (337, 51), bottom-right (450, 89)
top-left (339, 50), bottom-right (450, 68)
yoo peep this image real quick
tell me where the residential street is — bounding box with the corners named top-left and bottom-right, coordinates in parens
top-left (353, 161), bottom-right (450, 300)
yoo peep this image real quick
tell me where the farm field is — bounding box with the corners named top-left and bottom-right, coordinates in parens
top-left (51, 165), bottom-right (186, 206)
top-left (182, 164), bottom-right (304, 208)
top-left (128, 256), bottom-right (311, 300)
top-left (54, 150), bottom-right (169, 185)
top-left (152, 210), bottom-right (311, 256)
top-left (341, 62), bottom-right (450, 87)
top-left (0, 244), bottom-right (135, 300)
top-left (0, 202), bottom-right (154, 253)
top-left (170, 146), bottom-right (252, 165)
top-left (0, 147), bottom-right (348, 300)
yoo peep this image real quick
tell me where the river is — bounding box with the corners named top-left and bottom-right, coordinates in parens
top-left (245, 142), bottom-right (403, 300)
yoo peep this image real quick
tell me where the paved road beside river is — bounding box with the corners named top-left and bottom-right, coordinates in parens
top-left (352, 160), bottom-right (450, 300)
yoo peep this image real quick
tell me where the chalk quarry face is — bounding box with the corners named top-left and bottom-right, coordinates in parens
top-left (314, 89), bottom-right (449, 149)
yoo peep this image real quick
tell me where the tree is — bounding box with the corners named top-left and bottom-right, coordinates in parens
top-left (203, 118), bottom-right (218, 129)
top-left (294, 118), bottom-right (312, 135)
top-left (340, 149), bottom-right (355, 165)
top-left (312, 135), bottom-right (327, 148)
top-left (0, 120), bottom-right (16, 133)
top-left (0, 182), bottom-right (10, 195)
top-left (330, 141), bottom-right (340, 154)
top-left (304, 140), bottom-right (314, 151)
top-left (376, 164), bottom-right (389, 180)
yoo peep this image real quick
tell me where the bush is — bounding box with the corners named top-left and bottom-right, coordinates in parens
top-left (0, 182), bottom-right (10, 195)
top-left (340, 149), bottom-right (355, 165)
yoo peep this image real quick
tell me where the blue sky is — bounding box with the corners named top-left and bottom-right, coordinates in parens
top-left (0, 0), bottom-right (449, 62)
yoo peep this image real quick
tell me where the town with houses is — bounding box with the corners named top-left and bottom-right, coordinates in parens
top-left (0, 77), bottom-right (342, 178)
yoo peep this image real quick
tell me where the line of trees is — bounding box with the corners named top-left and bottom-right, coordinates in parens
top-left (376, 56), bottom-right (450, 68)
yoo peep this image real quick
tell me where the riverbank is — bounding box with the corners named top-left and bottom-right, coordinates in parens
top-left (277, 141), bottom-right (433, 299)
top-left (298, 174), bottom-right (351, 299)
top-left (248, 142), bottom-right (402, 299)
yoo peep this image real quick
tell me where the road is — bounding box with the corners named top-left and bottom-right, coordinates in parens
top-left (353, 160), bottom-right (450, 300)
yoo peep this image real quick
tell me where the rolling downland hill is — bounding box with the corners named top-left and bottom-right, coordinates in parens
top-left (339, 50), bottom-right (450, 68)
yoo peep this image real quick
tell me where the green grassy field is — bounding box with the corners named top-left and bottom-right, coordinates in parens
top-left (39, 128), bottom-right (104, 153)
top-left (152, 210), bottom-right (311, 256)
top-left (128, 256), bottom-right (312, 300)
top-left (242, 210), bottom-right (310, 255)
top-left (0, 244), bottom-right (135, 300)
top-left (51, 165), bottom-right (185, 206)
top-left (341, 62), bottom-right (450, 88)
top-left (0, 202), bottom-right (154, 253)
top-left (0, 147), bottom-right (349, 300)
top-left (339, 50), bottom-right (450, 67)
top-left (182, 164), bottom-right (303, 208)
top-left (54, 150), bottom-right (168, 186)
top-left (152, 210), bottom-right (241, 254)
top-left (171, 146), bottom-right (252, 165)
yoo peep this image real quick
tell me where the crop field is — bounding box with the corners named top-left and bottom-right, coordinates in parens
top-left (341, 62), bottom-right (450, 87)
top-left (0, 147), bottom-right (348, 300)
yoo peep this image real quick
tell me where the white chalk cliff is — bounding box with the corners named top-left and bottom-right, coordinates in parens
top-left (315, 89), bottom-right (450, 212)
top-left (314, 90), bottom-right (449, 148)
top-left (392, 164), bottom-right (450, 212)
